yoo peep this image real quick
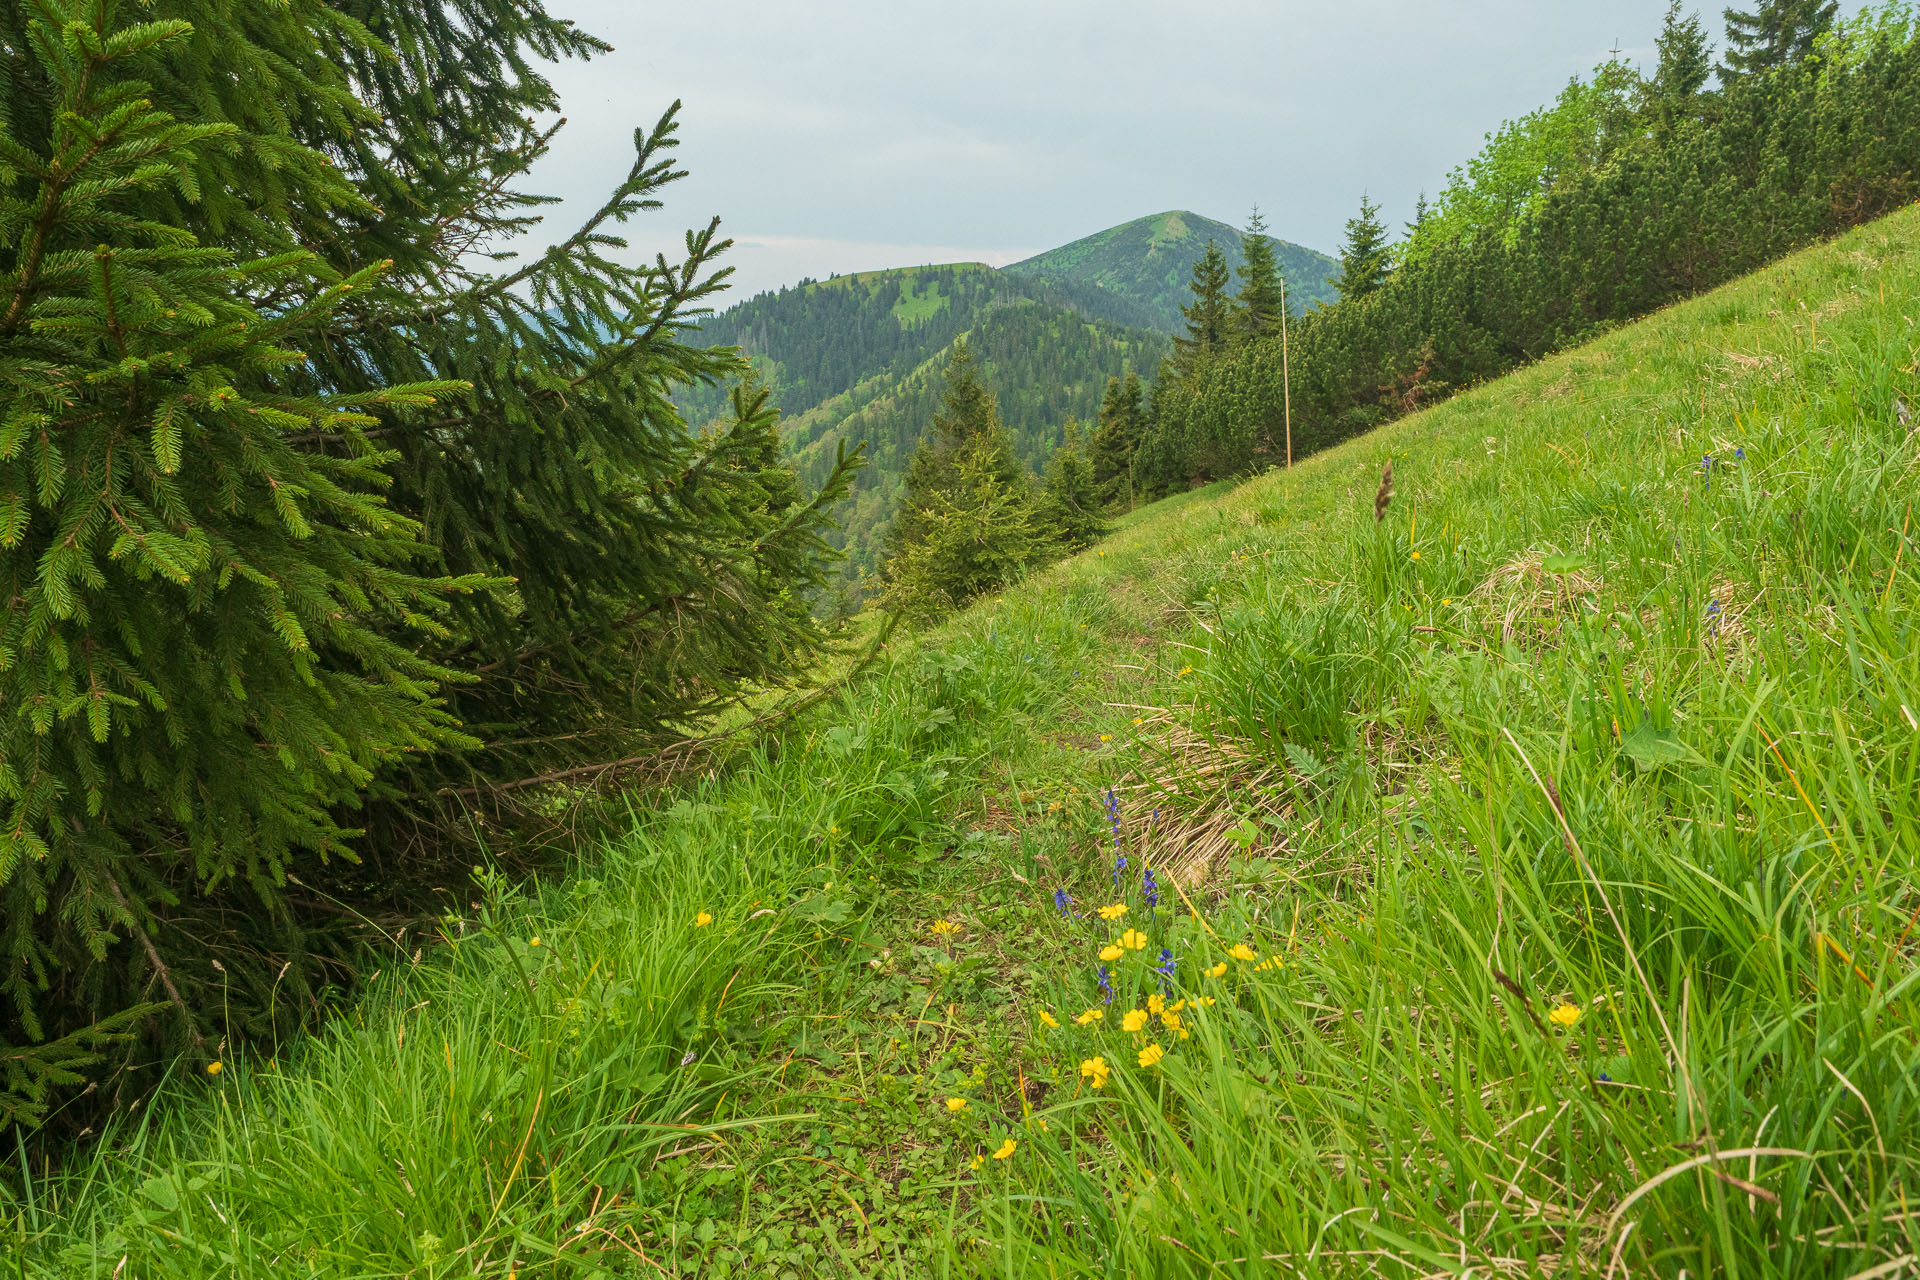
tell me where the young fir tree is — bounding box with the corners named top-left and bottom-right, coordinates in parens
top-left (1722, 0), bottom-right (1838, 78)
top-left (1647, 3), bottom-right (1716, 134)
top-left (1335, 195), bottom-right (1393, 302)
top-left (882, 339), bottom-right (1032, 615)
top-left (1034, 421), bottom-right (1107, 551)
top-left (1234, 208), bottom-right (1288, 341)
top-left (0, 0), bottom-right (859, 1120)
top-left (1172, 241), bottom-right (1234, 377)
top-left (1088, 372), bottom-right (1149, 507)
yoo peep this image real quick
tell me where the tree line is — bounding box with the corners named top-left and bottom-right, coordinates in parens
top-left (1110, 1), bottom-right (1920, 499)
top-left (0, 1), bottom-right (860, 1128)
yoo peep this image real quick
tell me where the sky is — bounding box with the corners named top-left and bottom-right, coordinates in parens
top-left (516, 1), bottom-right (1871, 302)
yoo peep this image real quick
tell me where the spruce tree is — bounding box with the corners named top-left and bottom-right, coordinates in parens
top-left (1173, 241), bottom-right (1234, 377)
top-left (1335, 195), bottom-right (1392, 303)
top-left (1234, 209), bottom-right (1287, 340)
top-left (0, 0), bottom-right (861, 1117)
top-left (1088, 372), bottom-right (1149, 507)
top-left (1647, 4), bottom-right (1716, 134)
top-left (1722, 0), bottom-right (1838, 78)
top-left (883, 339), bottom-right (1032, 614)
top-left (1034, 421), bottom-right (1107, 550)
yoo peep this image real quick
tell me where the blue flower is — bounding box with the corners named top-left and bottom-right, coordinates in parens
top-left (1156, 948), bottom-right (1176, 980)
top-left (1142, 864), bottom-right (1160, 909)
top-left (1097, 964), bottom-right (1114, 1004)
top-left (1053, 889), bottom-right (1074, 916)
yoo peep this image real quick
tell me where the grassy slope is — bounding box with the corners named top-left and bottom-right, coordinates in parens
top-left (20, 210), bottom-right (1920, 1277)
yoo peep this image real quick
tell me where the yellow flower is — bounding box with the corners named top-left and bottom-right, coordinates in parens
top-left (1133, 717), bottom-right (1144, 726)
top-left (1196, 995), bottom-right (1217, 1007)
top-left (1254, 957), bottom-right (1283, 971)
top-left (206, 1061), bottom-right (223, 1077)
top-left (1441, 598), bottom-right (1452, 606)
top-left (1548, 1003), bottom-right (1582, 1029)
top-left (1080, 1056), bottom-right (1111, 1089)
top-left (1099, 734), bottom-right (1113, 743)
top-left (1410, 551), bottom-right (1421, 561)
top-left (1228, 944), bottom-right (1256, 962)
top-left (969, 1153), bottom-right (985, 1170)
top-left (1097, 904), bottom-right (1127, 921)
top-left (946, 1096), bottom-right (970, 1113)
top-left (1099, 944), bottom-right (1125, 962)
top-left (1137, 1042), bottom-right (1165, 1068)
top-left (1146, 992), bottom-right (1166, 1015)
top-left (529, 936), bottom-right (542, 947)
top-left (1120, 1009), bottom-right (1149, 1033)
top-left (1038, 1009), bottom-right (1060, 1029)
top-left (992, 1138), bottom-right (1018, 1160)
top-left (1178, 665), bottom-right (1194, 676)
top-left (1208, 962), bottom-right (1228, 978)
top-left (931, 919), bottom-right (960, 936)
top-left (1075, 1008), bottom-right (1104, 1026)
top-left (1119, 929), bottom-right (1148, 950)
top-left (1161, 1010), bottom-right (1183, 1033)
top-left (1169, 999), bottom-right (1188, 1013)
top-left (693, 912), bottom-right (713, 928)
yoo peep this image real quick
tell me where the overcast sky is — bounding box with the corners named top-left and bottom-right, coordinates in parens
top-left (518, 2), bottom-right (1870, 301)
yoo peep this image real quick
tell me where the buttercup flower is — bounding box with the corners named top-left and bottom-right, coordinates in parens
top-left (206, 1061), bottom-right (223, 1077)
top-left (1146, 992), bottom-right (1166, 1015)
top-left (1038, 1010), bottom-right (1060, 1029)
top-left (1080, 1056), bottom-right (1111, 1089)
top-left (693, 912), bottom-right (713, 928)
top-left (969, 1153), bottom-right (985, 1171)
top-left (1120, 1009), bottom-right (1149, 1033)
top-left (1137, 1042), bottom-right (1166, 1068)
top-left (1097, 904), bottom-right (1128, 921)
top-left (1228, 944), bottom-right (1257, 962)
top-left (1075, 1008), bottom-right (1104, 1026)
top-left (1119, 929), bottom-right (1149, 950)
top-left (529, 936), bottom-right (542, 947)
top-left (1548, 1003), bottom-right (1582, 1029)
top-left (946, 1097), bottom-right (969, 1112)
top-left (1099, 944), bottom-right (1125, 962)
top-left (1208, 962), bottom-right (1228, 978)
top-left (992, 1138), bottom-right (1018, 1160)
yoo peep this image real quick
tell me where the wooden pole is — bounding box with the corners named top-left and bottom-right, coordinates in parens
top-left (1280, 275), bottom-right (1293, 469)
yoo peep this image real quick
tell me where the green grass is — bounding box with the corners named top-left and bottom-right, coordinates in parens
top-left (14, 208), bottom-right (1920, 1277)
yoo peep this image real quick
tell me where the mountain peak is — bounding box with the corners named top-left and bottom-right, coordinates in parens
top-left (1006, 211), bottom-right (1337, 330)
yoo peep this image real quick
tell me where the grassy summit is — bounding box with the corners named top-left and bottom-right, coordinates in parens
top-left (23, 207), bottom-right (1920, 1277)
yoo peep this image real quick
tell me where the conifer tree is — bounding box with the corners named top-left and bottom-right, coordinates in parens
top-left (1088, 372), bottom-right (1149, 507)
top-left (1722, 0), bottom-right (1838, 78)
top-left (883, 339), bottom-right (1032, 615)
top-left (1335, 195), bottom-right (1392, 302)
top-left (0, 0), bottom-right (860, 1117)
top-left (1034, 421), bottom-right (1106, 550)
top-left (1234, 209), bottom-right (1287, 340)
top-left (1173, 242), bottom-right (1234, 377)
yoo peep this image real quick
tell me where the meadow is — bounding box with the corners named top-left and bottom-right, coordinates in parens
top-left (13, 205), bottom-right (1920, 1278)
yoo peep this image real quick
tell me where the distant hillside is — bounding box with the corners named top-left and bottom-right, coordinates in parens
top-left (676, 263), bottom-right (1157, 429)
top-left (781, 300), bottom-right (1168, 594)
top-left (1004, 210), bottom-right (1339, 331)
top-left (672, 209), bottom-right (1326, 598)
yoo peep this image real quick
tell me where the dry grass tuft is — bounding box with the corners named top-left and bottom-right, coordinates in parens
top-left (1470, 550), bottom-right (1605, 642)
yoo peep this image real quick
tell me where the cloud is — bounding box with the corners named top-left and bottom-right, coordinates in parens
top-left (516, 0), bottom-right (1876, 300)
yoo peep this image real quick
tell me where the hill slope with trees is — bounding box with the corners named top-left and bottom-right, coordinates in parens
top-left (1003, 210), bottom-right (1340, 330)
